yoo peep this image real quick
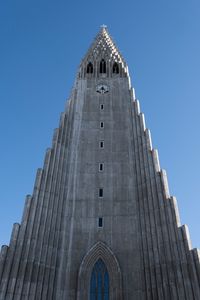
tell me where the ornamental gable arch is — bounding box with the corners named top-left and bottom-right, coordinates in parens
top-left (77, 242), bottom-right (123, 300)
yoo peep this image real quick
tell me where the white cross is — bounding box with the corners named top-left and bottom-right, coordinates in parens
top-left (101, 24), bottom-right (107, 29)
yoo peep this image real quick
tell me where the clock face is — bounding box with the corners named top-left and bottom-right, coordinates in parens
top-left (96, 84), bottom-right (109, 94)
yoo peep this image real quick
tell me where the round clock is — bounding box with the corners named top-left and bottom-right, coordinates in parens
top-left (96, 84), bottom-right (109, 94)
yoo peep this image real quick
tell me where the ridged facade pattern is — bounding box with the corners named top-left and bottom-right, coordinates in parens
top-left (0, 27), bottom-right (200, 299)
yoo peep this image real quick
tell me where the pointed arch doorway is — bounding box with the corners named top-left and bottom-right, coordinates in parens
top-left (77, 242), bottom-right (123, 300)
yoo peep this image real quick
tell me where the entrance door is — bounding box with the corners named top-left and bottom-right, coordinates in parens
top-left (90, 259), bottom-right (109, 300)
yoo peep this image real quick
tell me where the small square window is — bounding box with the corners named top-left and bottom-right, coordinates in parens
top-left (100, 121), bottom-right (104, 128)
top-left (99, 163), bottom-right (104, 172)
top-left (99, 141), bottom-right (104, 148)
top-left (100, 104), bottom-right (104, 110)
top-left (98, 217), bottom-right (103, 227)
top-left (99, 188), bottom-right (103, 197)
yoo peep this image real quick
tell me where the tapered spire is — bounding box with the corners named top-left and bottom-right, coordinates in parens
top-left (78, 26), bottom-right (128, 78)
top-left (86, 26), bottom-right (125, 62)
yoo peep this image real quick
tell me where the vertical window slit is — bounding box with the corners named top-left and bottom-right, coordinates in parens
top-left (99, 188), bottom-right (103, 197)
top-left (98, 218), bottom-right (103, 227)
top-left (113, 62), bottom-right (119, 74)
top-left (99, 141), bottom-right (104, 148)
top-left (100, 59), bottom-right (106, 73)
top-left (99, 163), bottom-right (104, 171)
top-left (87, 62), bottom-right (93, 74)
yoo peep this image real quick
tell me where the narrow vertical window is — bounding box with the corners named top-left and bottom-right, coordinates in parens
top-left (113, 62), bottom-right (119, 74)
top-left (100, 121), bottom-right (104, 128)
top-left (100, 59), bottom-right (106, 73)
top-left (98, 218), bottom-right (103, 227)
top-left (99, 163), bottom-right (104, 172)
top-left (99, 141), bottom-right (104, 148)
top-left (99, 188), bottom-right (103, 197)
top-left (87, 62), bottom-right (93, 74)
top-left (100, 104), bottom-right (104, 110)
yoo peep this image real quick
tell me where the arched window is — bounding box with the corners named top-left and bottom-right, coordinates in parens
top-left (100, 59), bottom-right (106, 73)
top-left (90, 259), bottom-right (109, 300)
top-left (77, 242), bottom-right (122, 300)
top-left (87, 62), bottom-right (93, 74)
top-left (113, 62), bottom-right (119, 74)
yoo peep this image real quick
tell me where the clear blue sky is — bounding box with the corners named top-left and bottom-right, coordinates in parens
top-left (0, 1), bottom-right (200, 248)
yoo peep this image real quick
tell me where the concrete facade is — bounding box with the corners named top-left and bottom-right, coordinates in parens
top-left (0, 27), bottom-right (200, 299)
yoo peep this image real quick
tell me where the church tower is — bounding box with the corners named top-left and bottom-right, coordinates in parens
top-left (0, 27), bottom-right (200, 300)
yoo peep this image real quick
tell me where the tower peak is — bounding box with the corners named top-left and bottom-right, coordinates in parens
top-left (100, 24), bottom-right (107, 29)
top-left (82, 27), bottom-right (125, 63)
top-left (79, 27), bottom-right (128, 78)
